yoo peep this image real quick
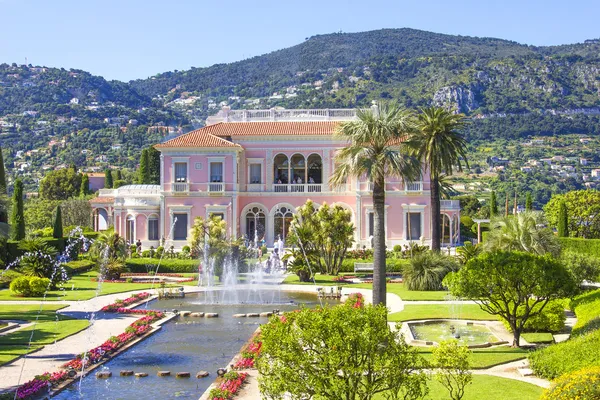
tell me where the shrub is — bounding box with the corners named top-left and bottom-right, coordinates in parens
top-left (500, 300), bottom-right (565, 333)
top-left (141, 250), bottom-right (151, 258)
top-left (10, 276), bottom-right (32, 296)
top-left (403, 252), bottom-right (459, 291)
top-left (392, 245), bottom-right (402, 253)
top-left (103, 261), bottom-right (127, 280)
top-left (570, 289), bottom-right (600, 336)
top-left (0, 270), bottom-right (23, 286)
top-left (125, 258), bottom-right (200, 273)
top-left (540, 367), bottom-right (600, 400)
top-left (62, 260), bottom-right (95, 276)
top-left (338, 258), bottom-right (408, 273)
top-left (10, 276), bottom-right (50, 297)
top-left (155, 246), bottom-right (164, 259)
top-left (560, 251), bottom-right (600, 285)
top-left (559, 237), bottom-right (600, 258)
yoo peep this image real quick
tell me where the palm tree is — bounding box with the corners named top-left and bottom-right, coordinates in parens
top-left (484, 211), bottom-right (560, 257)
top-left (330, 102), bottom-right (420, 306)
top-left (409, 107), bottom-right (469, 252)
top-left (90, 229), bottom-right (127, 261)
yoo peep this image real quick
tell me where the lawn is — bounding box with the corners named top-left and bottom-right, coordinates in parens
top-left (282, 274), bottom-right (449, 301)
top-left (0, 345), bottom-right (42, 366)
top-left (375, 374), bottom-right (543, 400)
top-left (388, 304), bottom-right (496, 322)
top-left (417, 346), bottom-right (530, 369)
top-left (522, 332), bottom-right (555, 344)
top-left (0, 271), bottom-right (184, 301)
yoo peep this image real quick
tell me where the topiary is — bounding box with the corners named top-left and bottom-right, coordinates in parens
top-left (10, 276), bottom-right (32, 296)
top-left (541, 367), bottom-right (600, 400)
top-left (28, 277), bottom-right (50, 296)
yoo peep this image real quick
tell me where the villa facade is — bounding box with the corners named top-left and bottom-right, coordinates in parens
top-left (90, 107), bottom-right (461, 249)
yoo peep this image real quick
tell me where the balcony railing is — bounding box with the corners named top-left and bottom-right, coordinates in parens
top-left (172, 182), bottom-right (189, 193)
top-left (246, 183), bottom-right (262, 192)
top-left (405, 181), bottom-right (422, 192)
top-left (208, 182), bottom-right (224, 192)
top-left (440, 200), bottom-right (460, 209)
top-left (273, 184), bottom-right (323, 193)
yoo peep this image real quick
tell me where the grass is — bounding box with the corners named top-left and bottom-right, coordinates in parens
top-left (389, 304), bottom-right (496, 322)
top-left (0, 345), bottom-right (42, 366)
top-left (522, 332), bottom-right (555, 344)
top-left (283, 274), bottom-right (449, 301)
top-left (417, 347), bottom-right (530, 369)
top-left (0, 271), bottom-right (184, 301)
top-left (375, 374), bottom-right (543, 400)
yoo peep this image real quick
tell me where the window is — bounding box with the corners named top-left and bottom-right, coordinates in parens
top-left (174, 162), bottom-right (187, 183)
top-left (368, 212), bottom-right (374, 237)
top-left (246, 206), bottom-right (266, 242)
top-left (406, 212), bottom-right (421, 241)
top-left (249, 164), bottom-right (261, 184)
top-left (148, 216), bottom-right (159, 241)
top-left (210, 162), bottom-right (223, 182)
top-left (173, 213), bottom-right (188, 241)
top-left (274, 206), bottom-right (294, 243)
top-left (126, 215), bottom-right (135, 244)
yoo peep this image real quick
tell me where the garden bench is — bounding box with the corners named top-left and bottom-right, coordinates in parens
top-left (354, 263), bottom-right (374, 273)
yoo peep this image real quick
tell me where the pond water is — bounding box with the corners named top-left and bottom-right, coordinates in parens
top-left (55, 290), bottom-right (331, 400)
top-left (409, 321), bottom-right (499, 346)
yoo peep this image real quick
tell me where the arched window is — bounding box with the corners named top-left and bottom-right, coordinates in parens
top-left (290, 154), bottom-right (306, 188)
top-left (307, 154), bottom-right (322, 191)
top-left (95, 208), bottom-right (109, 231)
top-left (441, 214), bottom-right (451, 245)
top-left (245, 206), bottom-right (266, 243)
top-left (273, 154), bottom-right (289, 192)
top-left (274, 205), bottom-right (294, 243)
top-left (148, 215), bottom-right (159, 241)
top-left (126, 215), bottom-right (135, 244)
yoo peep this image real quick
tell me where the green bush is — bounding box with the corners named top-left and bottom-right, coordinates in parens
top-left (570, 289), bottom-right (600, 336)
top-left (141, 250), bottom-right (151, 258)
top-left (540, 366), bottom-right (600, 400)
top-left (62, 260), bottom-right (95, 276)
top-left (501, 300), bottom-right (565, 333)
top-left (403, 252), bottom-right (459, 291)
top-left (103, 261), bottom-right (127, 280)
top-left (155, 246), bottom-right (164, 259)
top-left (126, 258), bottom-right (200, 273)
top-left (561, 251), bottom-right (600, 284)
top-left (0, 270), bottom-right (23, 286)
top-left (338, 258), bottom-right (408, 273)
top-left (559, 237), bottom-right (600, 258)
top-left (10, 276), bottom-right (50, 297)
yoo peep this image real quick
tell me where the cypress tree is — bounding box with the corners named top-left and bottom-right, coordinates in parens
top-left (525, 193), bottom-right (533, 211)
top-left (104, 169), bottom-right (113, 189)
top-left (10, 179), bottom-right (25, 240)
top-left (558, 201), bottom-right (569, 237)
top-left (114, 169), bottom-right (122, 181)
top-left (138, 148), bottom-right (150, 184)
top-left (148, 146), bottom-right (161, 185)
top-left (490, 191), bottom-right (498, 216)
top-left (53, 205), bottom-right (63, 239)
top-left (80, 174), bottom-right (89, 197)
top-left (0, 144), bottom-right (6, 194)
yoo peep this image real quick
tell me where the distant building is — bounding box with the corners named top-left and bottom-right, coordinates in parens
top-left (580, 158), bottom-right (589, 165)
top-left (592, 169), bottom-right (600, 178)
top-left (87, 172), bottom-right (106, 192)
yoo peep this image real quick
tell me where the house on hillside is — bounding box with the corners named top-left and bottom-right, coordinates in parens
top-left (90, 106), bottom-right (461, 249)
top-left (87, 172), bottom-right (106, 192)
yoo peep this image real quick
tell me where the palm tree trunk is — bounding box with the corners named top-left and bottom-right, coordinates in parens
top-left (431, 175), bottom-right (441, 252)
top-left (372, 177), bottom-right (387, 307)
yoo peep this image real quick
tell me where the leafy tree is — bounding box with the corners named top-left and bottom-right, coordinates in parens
top-left (432, 341), bottom-right (472, 400)
top-left (39, 168), bottom-right (82, 200)
top-left (61, 199), bottom-right (92, 229)
top-left (104, 168), bottom-right (113, 189)
top-left (403, 251), bottom-right (459, 291)
top-left (0, 144), bottom-right (6, 194)
top-left (525, 192), bottom-right (533, 211)
top-left (10, 179), bottom-right (25, 240)
top-left (445, 251), bottom-right (576, 346)
top-left (484, 212), bottom-right (560, 257)
top-left (80, 174), bottom-right (89, 197)
top-left (330, 102), bottom-right (420, 306)
top-left (148, 146), bottom-right (161, 185)
top-left (410, 107), bottom-right (469, 252)
top-left (24, 198), bottom-right (61, 230)
top-left (557, 200), bottom-right (569, 237)
top-left (452, 195), bottom-right (481, 217)
top-left (490, 190), bottom-right (498, 216)
top-left (53, 205), bottom-right (63, 238)
top-left (544, 190), bottom-right (600, 238)
top-left (138, 148), bottom-right (150, 184)
top-left (560, 251), bottom-right (600, 286)
top-left (288, 200), bottom-right (354, 275)
top-left (258, 304), bottom-right (429, 400)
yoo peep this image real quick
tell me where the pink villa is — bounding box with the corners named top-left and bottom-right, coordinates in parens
top-left (90, 107), bottom-right (461, 249)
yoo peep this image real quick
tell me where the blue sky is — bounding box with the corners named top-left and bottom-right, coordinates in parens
top-left (0, 0), bottom-right (598, 81)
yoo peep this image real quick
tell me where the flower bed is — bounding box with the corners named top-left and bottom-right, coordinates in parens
top-left (15, 368), bottom-right (70, 399)
top-left (346, 292), bottom-right (365, 308)
top-left (121, 273), bottom-right (185, 277)
top-left (92, 278), bottom-right (195, 284)
top-left (233, 340), bottom-right (262, 370)
top-left (100, 292), bottom-right (151, 312)
top-left (208, 371), bottom-right (248, 400)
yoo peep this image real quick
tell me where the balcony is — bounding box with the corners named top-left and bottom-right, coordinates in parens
top-left (172, 182), bottom-right (189, 193)
top-left (246, 183), bottom-right (262, 192)
top-left (405, 181), bottom-right (422, 192)
top-left (208, 182), bottom-right (224, 193)
top-left (440, 200), bottom-right (461, 210)
top-left (273, 184), bottom-right (323, 193)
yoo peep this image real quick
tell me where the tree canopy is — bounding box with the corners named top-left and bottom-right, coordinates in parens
top-left (545, 190), bottom-right (600, 238)
top-left (39, 167), bottom-right (82, 200)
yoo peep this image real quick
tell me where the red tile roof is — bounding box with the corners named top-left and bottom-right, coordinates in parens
top-left (90, 197), bottom-right (114, 204)
top-left (154, 126), bottom-right (242, 149)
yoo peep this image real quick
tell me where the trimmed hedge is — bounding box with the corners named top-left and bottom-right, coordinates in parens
top-left (339, 258), bottom-right (409, 273)
top-left (62, 260), bottom-right (96, 276)
top-left (559, 237), bottom-right (600, 258)
top-left (125, 258), bottom-right (200, 273)
top-left (7, 238), bottom-right (66, 262)
top-left (570, 289), bottom-right (600, 336)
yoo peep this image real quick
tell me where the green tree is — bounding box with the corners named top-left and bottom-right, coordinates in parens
top-left (39, 168), bottom-right (82, 200)
top-left (0, 144), bottom-right (6, 194)
top-left (52, 205), bottom-right (63, 239)
top-left (456, 241), bottom-right (482, 265)
top-left (544, 190), bottom-right (600, 238)
top-left (557, 200), bottom-right (569, 237)
top-left (10, 179), bottom-right (25, 240)
top-left (24, 198), bottom-right (61, 230)
top-left (525, 192), bottom-right (533, 211)
top-left (403, 251), bottom-right (459, 291)
top-left (490, 190), bottom-right (498, 216)
top-left (138, 148), bottom-right (150, 184)
top-left (432, 341), bottom-right (472, 400)
top-left (104, 168), bottom-right (113, 189)
top-left (61, 199), bottom-right (92, 229)
top-left (445, 251), bottom-right (576, 346)
top-left (330, 102), bottom-right (420, 306)
top-left (148, 146), bottom-right (161, 185)
top-left (410, 107), bottom-right (469, 252)
top-left (288, 200), bottom-right (355, 275)
top-left (484, 212), bottom-right (560, 257)
top-left (91, 230), bottom-right (127, 261)
top-left (80, 174), bottom-right (89, 197)
top-left (257, 304), bottom-right (429, 400)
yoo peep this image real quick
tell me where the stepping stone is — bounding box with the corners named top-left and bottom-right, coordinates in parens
top-left (196, 371), bottom-right (210, 378)
top-left (205, 313), bottom-right (218, 318)
top-left (180, 311), bottom-right (191, 317)
top-left (247, 313), bottom-right (260, 318)
top-left (259, 312), bottom-right (273, 317)
top-left (120, 370), bottom-right (134, 376)
top-left (96, 371), bottom-right (112, 379)
top-left (190, 312), bottom-right (203, 317)
top-left (176, 372), bottom-right (191, 378)
top-left (233, 314), bottom-right (246, 318)
top-left (135, 372), bottom-right (148, 378)
top-left (518, 368), bottom-right (534, 377)
top-left (157, 371), bottom-right (171, 376)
